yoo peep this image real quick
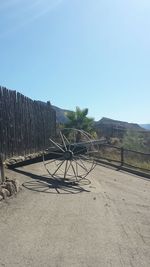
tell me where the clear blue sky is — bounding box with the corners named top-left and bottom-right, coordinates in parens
top-left (0, 0), bottom-right (150, 123)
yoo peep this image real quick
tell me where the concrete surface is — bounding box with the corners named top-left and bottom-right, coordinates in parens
top-left (0, 162), bottom-right (150, 267)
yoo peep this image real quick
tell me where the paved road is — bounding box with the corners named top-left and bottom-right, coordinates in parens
top-left (0, 162), bottom-right (150, 267)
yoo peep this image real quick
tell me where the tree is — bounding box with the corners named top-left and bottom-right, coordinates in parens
top-left (65, 107), bottom-right (96, 141)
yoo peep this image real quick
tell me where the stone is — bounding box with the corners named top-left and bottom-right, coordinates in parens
top-left (8, 160), bottom-right (16, 165)
top-left (5, 178), bottom-right (20, 193)
top-left (1, 183), bottom-right (6, 188)
top-left (26, 156), bottom-right (31, 160)
top-left (0, 195), bottom-right (3, 201)
top-left (1, 188), bottom-right (10, 199)
top-left (5, 182), bottom-right (16, 196)
top-left (11, 179), bottom-right (20, 193)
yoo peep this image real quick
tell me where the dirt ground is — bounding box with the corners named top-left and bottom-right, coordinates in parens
top-left (0, 162), bottom-right (150, 267)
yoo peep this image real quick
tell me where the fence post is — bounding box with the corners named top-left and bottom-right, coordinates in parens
top-left (121, 147), bottom-right (124, 166)
top-left (0, 154), bottom-right (6, 183)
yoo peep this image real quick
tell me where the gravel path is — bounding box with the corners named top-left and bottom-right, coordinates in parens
top-left (0, 162), bottom-right (150, 267)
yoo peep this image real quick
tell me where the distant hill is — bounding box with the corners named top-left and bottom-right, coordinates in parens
top-left (52, 105), bottom-right (70, 124)
top-left (95, 117), bottom-right (144, 138)
top-left (49, 104), bottom-right (149, 136)
top-left (95, 117), bottom-right (143, 130)
top-left (140, 124), bottom-right (150, 130)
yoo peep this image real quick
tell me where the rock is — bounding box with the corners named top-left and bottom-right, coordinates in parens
top-left (11, 158), bottom-right (18, 162)
top-left (11, 179), bottom-right (20, 193)
top-left (18, 156), bottom-right (25, 161)
top-left (0, 177), bottom-right (20, 202)
top-left (1, 183), bottom-right (6, 188)
top-left (5, 178), bottom-right (20, 193)
top-left (26, 156), bottom-right (31, 160)
top-left (5, 182), bottom-right (16, 196)
top-left (8, 160), bottom-right (16, 165)
top-left (1, 188), bottom-right (10, 199)
top-left (6, 178), bottom-right (20, 194)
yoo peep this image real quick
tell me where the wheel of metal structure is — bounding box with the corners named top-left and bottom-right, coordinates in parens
top-left (43, 128), bottom-right (98, 181)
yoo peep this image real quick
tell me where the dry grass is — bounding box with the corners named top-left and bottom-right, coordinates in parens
top-left (93, 147), bottom-right (150, 172)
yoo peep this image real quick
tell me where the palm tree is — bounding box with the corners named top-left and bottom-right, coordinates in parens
top-left (65, 107), bottom-right (95, 141)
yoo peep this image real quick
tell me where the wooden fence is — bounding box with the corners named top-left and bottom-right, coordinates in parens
top-left (0, 87), bottom-right (56, 159)
top-left (95, 144), bottom-right (150, 173)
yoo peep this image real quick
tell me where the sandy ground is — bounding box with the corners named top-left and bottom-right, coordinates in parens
top-left (0, 161), bottom-right (150, 267)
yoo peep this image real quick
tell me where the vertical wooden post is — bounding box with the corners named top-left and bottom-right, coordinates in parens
top-left (0, 154), bottom-right (6, 183)
top-left (121, 147), bottom-right (124, 166)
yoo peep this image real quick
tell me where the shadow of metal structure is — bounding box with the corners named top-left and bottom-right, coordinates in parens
top-left (13, 168), bottom-right (91, 194)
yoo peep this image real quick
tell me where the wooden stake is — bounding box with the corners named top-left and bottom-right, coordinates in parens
top-left (0, 154), bottom-right (5, 183)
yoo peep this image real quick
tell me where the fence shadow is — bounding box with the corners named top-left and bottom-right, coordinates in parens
top-left (12, 168), bottom-right (91, 194)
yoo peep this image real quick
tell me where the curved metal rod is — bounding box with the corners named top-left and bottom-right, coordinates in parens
top-left (44, 158), bottom-right (60, 166)
top-left (73, 156), bottom-right (89, 173)
top-left (78, 154), bottom-right (94, 162)
top-left (60, 131), bottom-right (67, 151)
top-left (78, 157), bottom-right (87, 170)
top-left (43, 149), bottom-right (65, 177)
top-left (73, 147), bottom-right (88, 155)
top-left (78, 154), bottom-right (96, 169)
top-left (49, 138), bottom-right (65, 152)
top-left (75, 160), bottom-right (78, 177)
top-left (78, 156), bottom-right (97, 172)
top-left (70, 161), bottom-right (78, 181)
top-left (52, 160), bottom-right (66, 177)
top-left (64, 160), bottom-right (68, 179)
top-left (63, 134), bottom-right (70, 145)
top-left (66, 160), bottom-right (71, 174)
top-left (73, 158), bottom-right (88, 173)
top-left (74, 155), bottom-right (96, 174)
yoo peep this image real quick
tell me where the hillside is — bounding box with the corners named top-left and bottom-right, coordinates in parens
top-left (140, 124), bottom-right (150, 130)
top-left (51, 105), bottom-right (148, 137)
top-left (95, 117), bottom-right (144, 138)
top-left (95, 117), bottom-right (143, 130)
top-left (52, 105), bottom-right (70, 124)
